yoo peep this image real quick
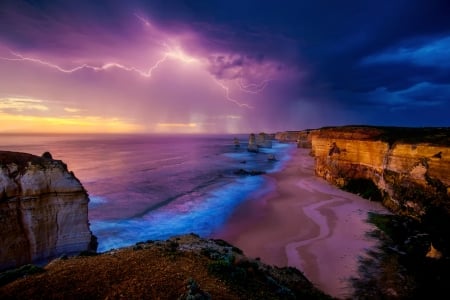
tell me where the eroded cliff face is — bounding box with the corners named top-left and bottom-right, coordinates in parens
top-left (275, 130), bottom-right (314, 148)
top-left (311, 127), bottom-right (450, 220)
top-left (0, 151), bottom-right (96, 271)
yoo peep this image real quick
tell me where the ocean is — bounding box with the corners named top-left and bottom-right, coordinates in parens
top-left (0, 134), bottom-right (295, 252)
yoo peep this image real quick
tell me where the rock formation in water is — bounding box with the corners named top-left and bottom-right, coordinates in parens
top-left (247, 132), bottom-right (273, 152)
top-left (247, 133), bottom-right (259, 152)
top-left (256, 132), bottom-right (273, 148)
top-left (0, 151), bottom-right (97, 271)
top-left (309, 126), bottom-right (450, 221)
top-left (233, 168), bottom-right (266, 176)
top-left (233, 137), bottom-right (240, 148)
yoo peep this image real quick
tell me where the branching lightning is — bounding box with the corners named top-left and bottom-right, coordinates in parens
top-left (0, 50), bottom-right (169, 78)
top-left (0, 15), bottom-right (271, 109)
top-left (213, 79), bottom-right (253, 108)
top-left (238, 78), bottom-right (272, 94)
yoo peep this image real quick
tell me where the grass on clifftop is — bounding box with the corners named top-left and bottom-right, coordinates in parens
top-left (317, 125), bottom-right (450, 146)
top-left (0, 234), bottom-right (333, 300)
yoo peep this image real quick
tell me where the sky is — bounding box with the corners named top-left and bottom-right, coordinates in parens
top-left (0, 0), bottom-right (449, 134)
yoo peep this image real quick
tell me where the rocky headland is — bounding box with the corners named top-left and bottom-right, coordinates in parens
top-left (275, 126), bottom-right (450, 223)
top-left (276, 125), bottom-right (450, 298)
top-left (0, 151), bottom-right (97, 271)
top-left (275, 130), bottom-right (313, 148)
top-left (0, 234), bottom-right (331, 300)
top-left (0, 149), bottom-right (332, 300)
top-left (308, 126), bottom-right (450, 229)
top-left (2, 126), bottom-right (449, 299)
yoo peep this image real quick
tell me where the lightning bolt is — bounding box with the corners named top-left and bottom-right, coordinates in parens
top-left (1, 50), bottom-right (169, 78)
top-left (134, 13), bottom-right (152, 27)
top-left (0, 15), bottom-right (259, 109)
top-left (213, 79), bottom-right (253, 108)
top-left (1, 49), bottom-right (252, 108)
top-left (238, 78), bottom-right (272, 94)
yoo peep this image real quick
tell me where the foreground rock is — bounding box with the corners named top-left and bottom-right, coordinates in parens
top-left (0, 234), bottom-right (333, 300)
top-left (0, 151), bottom-right (97, 271)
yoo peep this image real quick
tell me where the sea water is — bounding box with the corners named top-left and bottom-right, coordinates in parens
top-left (0, 134), bottom-right (295, 252)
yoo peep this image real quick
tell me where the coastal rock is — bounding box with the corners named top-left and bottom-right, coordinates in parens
top-left (0, 234), bottom-right (331, 299)
top-left (247, 132), bottom-right (274, 152)
top-left (0, 151), bottom-right (96, 271)
top-left (275, 131), bottom-right (301, 142)
top-left (233, 169), bottom-right (266, 176)
top-left (247, 133), bottom-right (259, 152)
top-left (255, 132), bottom-right (273, 148)
top-left (426, 243), bottom-right (443, 259)
top-left (310, 126), bottom-right (450, 220)
top-left (233, 137), bottom-right (240, 148)
top-left (275, 130), bottom-right (314, 148)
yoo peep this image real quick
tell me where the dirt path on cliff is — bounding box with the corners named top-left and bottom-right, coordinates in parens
top-left (214, 148), bottom-right (389, 299)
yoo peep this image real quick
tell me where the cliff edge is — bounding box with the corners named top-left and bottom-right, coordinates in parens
top-left (0, 151), bottom-right (97, 271)
top-left (310, 126), bottom-right (450, 219)
top-left (0, 234), bottom-right (332, 300)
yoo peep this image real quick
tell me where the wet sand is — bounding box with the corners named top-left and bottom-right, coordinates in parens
top-left (214, 148), bottom-right (388, 299)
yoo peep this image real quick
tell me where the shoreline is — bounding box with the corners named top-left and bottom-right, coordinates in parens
top-left (213, 147), bottom-right (388, 299)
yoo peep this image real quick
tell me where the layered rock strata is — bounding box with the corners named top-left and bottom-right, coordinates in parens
top-left (275, 130), bottom-right (314, 148)
top-left (310, 126), bottom-right (450, 220)
top-left (0, 151), bottom-right (96, 271)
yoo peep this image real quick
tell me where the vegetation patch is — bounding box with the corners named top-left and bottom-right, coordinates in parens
top-left (351, 212), bottom-right (450, 298)
top-left (178, 278), bottom-right (211, 300)
top-left (342, 178), bottom-right (383, 201)
top-left (0, 264), bottom-right (45, 286)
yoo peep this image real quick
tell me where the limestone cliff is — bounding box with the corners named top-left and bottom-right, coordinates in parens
top-left (310, 126), bottom-right (450, 220)
top-left (275, 130), bottom-right (314, 148)
top-left (0, 151), bottom-right (96, 271)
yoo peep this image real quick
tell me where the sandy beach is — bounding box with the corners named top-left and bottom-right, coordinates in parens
top-left (214, 147), bottom-right (389, 299)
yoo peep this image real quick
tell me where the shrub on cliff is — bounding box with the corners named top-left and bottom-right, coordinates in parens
top-left (0, 265), bottom-right (45, 287)
top-left (342, 178), bottom-right (383, 202)
top-left (352, 212), bottom-right (450, 299)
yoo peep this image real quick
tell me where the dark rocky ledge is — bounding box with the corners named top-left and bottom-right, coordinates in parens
top-left (0, 234), bottom-right (333, 300)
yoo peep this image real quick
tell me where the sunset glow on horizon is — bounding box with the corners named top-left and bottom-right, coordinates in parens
top-left (0, 1), bottom-right (448, 134)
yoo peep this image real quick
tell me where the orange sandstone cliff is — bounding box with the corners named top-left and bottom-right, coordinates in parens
top-left (309, 126), bottom-right (450, 220)
top-left (0, 151), bottom-right (97, 271)
top-left (275, 130), bottom-right (314, 148)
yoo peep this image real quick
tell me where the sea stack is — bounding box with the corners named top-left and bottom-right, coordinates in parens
top-left (233, 137), bottom-right (240, 148)
top-left (248, 132), bottom-right (274, 152)
top-left (256, 132), bottom-right (273, 148)
top-left (247, 133), bottom-right (259, 152)
top-left (0, 151), bottom-right (97, 271)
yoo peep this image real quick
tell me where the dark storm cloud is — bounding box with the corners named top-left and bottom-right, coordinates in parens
top-left (134, 1), bottom-right (450, 110)
top-left (1, 0), bottom-right (449, 127)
